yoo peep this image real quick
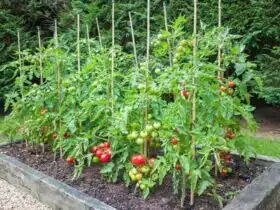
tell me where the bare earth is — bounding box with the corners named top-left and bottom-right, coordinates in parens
top-left (0, 178), bottom-right (51, 210)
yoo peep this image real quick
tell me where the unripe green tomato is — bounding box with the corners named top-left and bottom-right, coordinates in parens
top-left (131, 122), bottom-right (139, 129)
top-left (180, 39), bottom-right (188, 47)
top-left (155, 68), bottom-right (161, 74)
top-left (129, 170), bottom-right (134, 177)
top-left (140, 184), bottom-right (147, 190)
top-left (92, 156), bottom-right (100, 163)
top-left (227, 167), bottom-right (232, 173)
top-left (140, 131), bottom-right (148, 138)
top-left (135, 173), bottom-right (143, 181)
top-left (173, 58), bottom-right (178, 64)
top-left (136, 138), bottom-right (144, 145)
top-left (146, 125), bottom-right (154, 133)
top-left (153, 122), bottom-right (161, 129)
top-left (177, 46), bottom-right (184, 54)
top-left (136, 182), bottom-right (140, 187)
top-left (151, 131), bottom-right (158, 138)
top-left (147, 114), bottom-right (152, 120)
top-left (127, 134), bottom-right (133, 140)
top-left (173, 144), bottom-right (180, 151)
top-left (151, 174), bottom-right (159, 181)
top-left (130, 131), bottom-right (138, 140)
top-left (140, 166), bottom-right (150, 174)
top-left (130, 174), bottom-right (137, 181)
top-left (221, 92), bottom-right (226, 97)
top-left (32, 84), bottom-right (38, 87)
top-left (131, 168), bottom-right (138, 174)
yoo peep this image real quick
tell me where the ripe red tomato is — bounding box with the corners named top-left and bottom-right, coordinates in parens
top-left (100, 153), bottom-right (111, 163)
top-left (91, 146), bottom-right (98, 154)
top-left (131, 154), bottom-right (146, 166)
top-left (221, 168), bottom-right (228, 176)
top-left (103, 142), bottom-right (111, 148)
top-left (180, 89), bottom-right (189, 98)
top-left (96, 149), bottom-right (103, 158)
top-left (175, 163), bottom-right (181, 170)
top-left (226, 131), bottom-right (236, 139)
top-left (66, 156), bottom-right (75, 165)
top-left (228, 81), bottom-right (235, 88)
top-left (171, 138), bottom-right (179, 145)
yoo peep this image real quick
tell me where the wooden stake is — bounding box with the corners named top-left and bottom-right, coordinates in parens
top-left (37, 27), bottom-right (43, 84)
top-left (190, 0), bottom-right (198, 206)
top-left (86, 24), bottom-right (91, 55)
top-left (143, 0), bottom-right (151, 158)
top-left (77, 14), bottom-right (81, 73)
top-left (217, 0), bottom-right (222, 78)
top-left (54, 19), bottom-right (62, 160)
top-left (111, 0), bottom-right (115, 114)
top-left (17, 30), bottom-right (27, 147)
top-left (129, 12), bottom-right (139, 74)
top-left (163, 1), bottom-right (172, 67)
top-left (17, 30), bottom-right (23, 98)
top-left (96, 17), bottom-right (103, 48)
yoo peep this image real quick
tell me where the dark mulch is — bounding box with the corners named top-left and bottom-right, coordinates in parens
top-left (0, 142), bottom-right (273, 210)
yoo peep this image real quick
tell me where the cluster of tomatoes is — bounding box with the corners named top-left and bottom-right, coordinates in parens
top-left (91, 142), bottom-right (112, 163)
top-left (220, 81), bottom-right (236, 95)
top-left (219, 151), bottom-right (233, 177)
top-left (129, 154), bottom-right (156, 190)
top-left (127, 122), bottom-right (161, 148)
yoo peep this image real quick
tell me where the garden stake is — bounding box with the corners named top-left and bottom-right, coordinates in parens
top-left (129, 12), bottom-right (139, 82)
top-left (37, 26), bottom-right (45, 153)
top-left (215, 0), bottom-right (222, 177)
top-left (111, 0), bottom-right (115, 114)
top-left (96, 17), bottom-right (103, 48)
top-left (190, 0), bottom-right (198, 206)
top-left (163, 1), bottom-right (172, 67)
top-left (17, 30), bottom-right (27, 147)
top-left (37, 27), bottom-right (43, 84)
top-left (218, 0), bottom-right (222, 78)
top-left (144, 0), bottom-right (151, 158)
top-left (77, 14), bottom-right (81, 73)
top-left (86, 24), bottom-right (91, 55)
top-left (54, 19), bottom-right (62, 160)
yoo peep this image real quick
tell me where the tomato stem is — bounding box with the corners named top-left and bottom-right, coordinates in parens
top-left (96, 17), bottom-right (103, 48)
top-left (86, 24), bottom-right (91, 55)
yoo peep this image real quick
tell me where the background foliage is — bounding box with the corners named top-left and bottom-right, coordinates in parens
top-left (0, 0), bottom-right (280, 106)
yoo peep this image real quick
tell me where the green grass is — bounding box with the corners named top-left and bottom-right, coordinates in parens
top-left (246, 136), bottom-right (280, 158)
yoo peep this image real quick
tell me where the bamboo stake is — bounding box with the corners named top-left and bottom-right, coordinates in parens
top-left (163, 1), bottom-right (172, 67)
top-left (54, 19), bottom-right (62, 160)
top-left (17, 30), bottom-right (27, 147)
top-left (37, 27), bottom-right (43, 84)
top-left (111, 0), bottom-right (115, 114)
top-left (129, 12), bottom-right (139, 73)
top-left (217, 0), bottom-right (222, 78)
top-left (77, 14), bottom-right (81, 73)
top-left (86, 24), bottom-right (91, 55)
top-left (143, 0), bottom-right (150, 158)
top-left (190, 0), bottom-right (198, 206)
top-left (96, 17), bottom-right (103, 48)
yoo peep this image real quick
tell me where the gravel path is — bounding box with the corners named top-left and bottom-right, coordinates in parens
top-left (0, 178), bottom-right (51, 210)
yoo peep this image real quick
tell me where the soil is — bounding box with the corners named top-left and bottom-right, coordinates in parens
top-left (0, 142), bottom-right (273, 210)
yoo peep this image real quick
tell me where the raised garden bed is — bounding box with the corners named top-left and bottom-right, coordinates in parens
top-left (1, 142), bottom-right (280, 210)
